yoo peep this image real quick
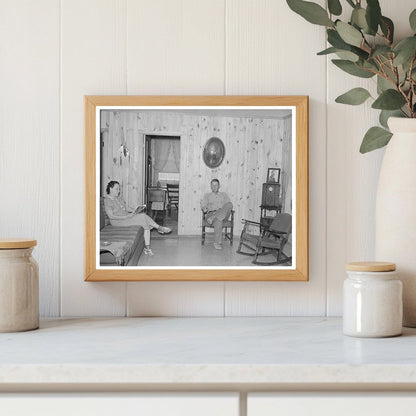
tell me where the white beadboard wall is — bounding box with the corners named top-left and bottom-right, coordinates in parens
top-left (1, 0), bottom-right (413, 317)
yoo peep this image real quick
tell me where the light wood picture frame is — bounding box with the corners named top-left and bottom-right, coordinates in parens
top-left (85, 96), bottom-right (308, 281)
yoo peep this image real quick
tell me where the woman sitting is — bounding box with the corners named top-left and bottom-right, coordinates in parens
top-left (104, 180), bottom-right (171, 256)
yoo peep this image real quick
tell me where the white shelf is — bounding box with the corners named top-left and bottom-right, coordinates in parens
top-left (1, 317), bottom-right (415, 388)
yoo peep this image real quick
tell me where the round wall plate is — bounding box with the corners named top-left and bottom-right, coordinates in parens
top-left (203, 137), bottom-right (225, 168)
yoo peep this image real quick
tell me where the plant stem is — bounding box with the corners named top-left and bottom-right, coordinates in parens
top-left (376, 57), bottom-right (399, 89)
top-left (409, 56), bottom-right (416, 117)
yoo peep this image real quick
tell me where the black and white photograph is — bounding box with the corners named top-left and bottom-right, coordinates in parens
top-left (97, 106), bottom-right (295, 269)
top-left (267, 168), bottom-right (281, 183)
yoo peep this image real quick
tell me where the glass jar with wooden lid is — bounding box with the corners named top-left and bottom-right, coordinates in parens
top-left (343, 261), bottom-right (402, 338)
top-left (0, 239), bottom-right (39, 332)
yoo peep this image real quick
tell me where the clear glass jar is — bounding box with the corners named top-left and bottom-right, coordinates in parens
top-left (0, 240), bottom-right (39, 332)
top-left (343, 262), bottom-right (402, 338)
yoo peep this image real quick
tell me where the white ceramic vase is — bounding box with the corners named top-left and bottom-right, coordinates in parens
top-left (376, 117), bottom-right (416, 327)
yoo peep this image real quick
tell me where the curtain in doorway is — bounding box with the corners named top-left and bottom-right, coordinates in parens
top-left (151, 139), bottom-right (171, 185)
top-left (171, 140), bottom-right (181, 171)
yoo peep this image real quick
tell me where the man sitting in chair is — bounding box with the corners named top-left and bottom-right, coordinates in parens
top-left (200, 179), bottom-right (233, 250)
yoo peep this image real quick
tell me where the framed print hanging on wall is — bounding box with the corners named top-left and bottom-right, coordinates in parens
top-left (84, 95), bottom-right (308, 281)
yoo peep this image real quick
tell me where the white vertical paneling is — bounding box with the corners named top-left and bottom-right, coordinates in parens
top-left (326, 0), bottom-right (416, 316)
top-left (126, 0), bottom-right (225, 94)
top-left (0, 1), bottom-right (60, 317)
top-left (7, 0), bottom-right (411, 317)
top-left (61, 0), bottom-right (128, 316)
top-left (224, 0), bottom-right (327, 315)
top-left (127, 282), bottom-right (225, 316)
top-left (125, 0), bottom-right (226, 316)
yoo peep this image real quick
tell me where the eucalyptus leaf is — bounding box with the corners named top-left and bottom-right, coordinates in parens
top-left (380, 16), bottom-right (394, 44)
top-left (351, 7), bottom-right (368, 32)
top-left (335, 88), bottom-right (371, 105)
top-left (327, 28), bottom-right (348, 49)
top-left (360, 127), bottom-right (392, 153)
top-left (317, 46), bottom-right (358, 61)
top-left (372, 89), bottom-right (406, 110)
top-left (286, 0), bottom-right (334, 27)
top-left (362, 59), bottom-right (379, 71)
top-left (336, 21), bottom-right (363, 47)
top-left (393, 37), bottom-right (416, 71)
top-left (379, 110), bottom-right (402, 129)
top-left (327, 29), bottom-right (368, 59)
top-left (332, 59), bottom-right (375, 78)
top-left (328, 0), bottom-right (342, 16)
top-left (317, 47), bottom-right (338, 55)
top-left (351, 45), bottom-right (369, 60)
top-left (410, 9), bottom-right (416, 32)
top-left (366, 0), bottom-right (382, 35)
top-left (335, 50), bottom-right (359, 62)
top-left (377, 75), bottom-right (393, 94)
top-left (371, 46), bottom-right (392, 58)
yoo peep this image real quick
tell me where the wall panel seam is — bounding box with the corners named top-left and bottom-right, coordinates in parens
top-left (223, 0), bottom-right (227, 315)
top-left (224, 0), bottom-right (227, 95)
top-left (125, 0), bottom-right (128, 95)
top-left (59, 0), bottom-right (63, 317)
top-left (325, 40), bottom-right (329, 318)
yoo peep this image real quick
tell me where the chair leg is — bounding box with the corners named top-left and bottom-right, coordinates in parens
top-left (201, 226), bottom-right (205, 245)
top-left (276, 247), bottom-right (281, 263)
top-left (253, 248), bottom-right (260, 264)
top-left (236, 231), bottom-right (244, 253)
top-left (236, 228), bottom-right (257, 255)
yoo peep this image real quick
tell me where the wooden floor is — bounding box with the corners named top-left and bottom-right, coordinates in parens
top-left (140, 210), bottom-right (292, 267)
top-left (138, 235), bottom-right (283, 267)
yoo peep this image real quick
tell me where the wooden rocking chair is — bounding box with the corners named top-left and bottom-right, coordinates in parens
top-left (237, 213), bottom-right (292, 265)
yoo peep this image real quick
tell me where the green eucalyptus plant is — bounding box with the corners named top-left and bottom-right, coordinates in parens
top-left (287, 0), bottom-right (416, 153)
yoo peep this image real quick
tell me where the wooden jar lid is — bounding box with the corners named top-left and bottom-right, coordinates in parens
top-left (346, 261), bottom-right (396, 272)
top-left (0, 239), bottom-right (37, 249)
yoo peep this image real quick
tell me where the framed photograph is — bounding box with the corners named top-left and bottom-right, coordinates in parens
top-left (267, 168), bottom-right (281, 183)
top-left (84, 96), bottom-right (308, 281)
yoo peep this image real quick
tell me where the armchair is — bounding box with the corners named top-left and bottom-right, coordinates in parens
top-left (201, 210), bottom-right (234, 245)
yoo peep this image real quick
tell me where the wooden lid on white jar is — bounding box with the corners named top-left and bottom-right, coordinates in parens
top-left (0, 239), bottom-right (37, 249)
top-left (346, 261), bottom-right (396, 272)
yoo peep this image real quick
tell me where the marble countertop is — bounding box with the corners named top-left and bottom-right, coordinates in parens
top-left (1, 317), bottom-right (416, 388)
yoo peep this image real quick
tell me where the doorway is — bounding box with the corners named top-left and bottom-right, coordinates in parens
top-left (144, 135), bottom-right (181, 232)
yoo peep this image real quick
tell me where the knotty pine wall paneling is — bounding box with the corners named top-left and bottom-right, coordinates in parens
top-left (101, 112), bottom-right (289, 236)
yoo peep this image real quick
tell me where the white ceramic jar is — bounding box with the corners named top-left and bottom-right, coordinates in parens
top-left (0, 239), bottom-right (39, 332)
top-left (343, 262), bottom-right (402, 338)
